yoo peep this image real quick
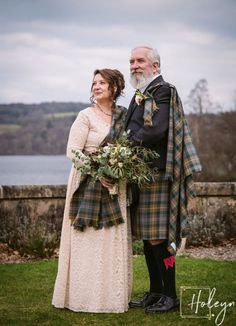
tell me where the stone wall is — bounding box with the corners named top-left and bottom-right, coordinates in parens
top-left (0, 183), bottom-right (235, 249)
top-left (0, 185), bottom-right (65, 251)
top-left (187, 182), bottom-right (236, 246)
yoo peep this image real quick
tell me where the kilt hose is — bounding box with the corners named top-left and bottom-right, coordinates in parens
top-left (130, 171), bottom-right (170, 240)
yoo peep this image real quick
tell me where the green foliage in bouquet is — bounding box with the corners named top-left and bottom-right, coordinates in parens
top-left (72, 132), bottom-right (159, 187)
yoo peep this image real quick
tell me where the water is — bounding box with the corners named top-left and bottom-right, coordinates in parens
top-left (0, 155), bottom-right (71, 185)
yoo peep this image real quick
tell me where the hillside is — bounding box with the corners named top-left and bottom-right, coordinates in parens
top-left (0, 103), bottom-right (235, 181)
top-left (0, 102), bottom-right (88, 155)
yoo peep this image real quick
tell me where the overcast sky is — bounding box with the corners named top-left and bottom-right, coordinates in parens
top-left (0, 0), bottom-right (235, 111)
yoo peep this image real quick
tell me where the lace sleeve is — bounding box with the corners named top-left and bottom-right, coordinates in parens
top-left (66, 110), bottom-right (90, 161)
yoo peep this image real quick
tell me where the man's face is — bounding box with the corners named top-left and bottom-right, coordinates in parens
top-left (129, 48), bottom-right (158, 89)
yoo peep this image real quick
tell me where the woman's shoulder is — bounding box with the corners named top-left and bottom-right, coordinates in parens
top-left (77, 106), bottom-right (93, 116)
top-left (75, 107), bottom-right (94, 120)
top-left (115, 105), bottom-right (127, 119)
top-left (71, 107), bottom-right (93, 127)
top-left (116, 105), bottom-right (127, 112)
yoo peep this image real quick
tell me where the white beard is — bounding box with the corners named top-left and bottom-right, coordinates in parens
top-left (129, 72), bottom-right (154, 89)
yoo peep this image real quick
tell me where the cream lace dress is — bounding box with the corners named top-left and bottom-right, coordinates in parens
top-left (52, 107), bottom-right (133, 313)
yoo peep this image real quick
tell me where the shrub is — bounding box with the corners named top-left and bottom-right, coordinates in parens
top-left (19, 222), bottom-right (59, 258)
top-left (132, 240), bottom-right (144, 255)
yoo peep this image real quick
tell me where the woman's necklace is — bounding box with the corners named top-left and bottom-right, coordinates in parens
top-left (96, 103), bottom-right (112, 116)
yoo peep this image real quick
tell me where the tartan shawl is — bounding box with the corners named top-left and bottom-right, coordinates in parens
top-left (144, 82), bottom-right (202, 253)
top-left (69, 105), bottom-right (127, 231)
top-left (166, 85), bottom-right (202, 253)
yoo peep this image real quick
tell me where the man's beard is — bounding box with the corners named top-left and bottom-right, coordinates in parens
top-left (130, 72), bottom-right (154, 89)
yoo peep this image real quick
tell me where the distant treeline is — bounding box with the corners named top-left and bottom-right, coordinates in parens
top-left (0, 102), bottom-right (235, 181)
top-left (187, 112), bottom-right (236, 182)
top-left (0, 102), bottom-right (87, 156)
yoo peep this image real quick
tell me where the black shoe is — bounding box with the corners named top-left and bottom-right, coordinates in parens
top-left (145, 295), bottom-right (180, 313)
top-left (129, 292), bottom-right (162, 308)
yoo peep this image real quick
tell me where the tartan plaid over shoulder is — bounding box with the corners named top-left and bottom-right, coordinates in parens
top-left (165, 85), bottom-right (202, 252)
top-left (69, 105), bottom-right (127, 231)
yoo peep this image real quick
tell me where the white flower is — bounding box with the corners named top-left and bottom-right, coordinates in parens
top-left (109, 158), bottom-right (117, 165)
top-left (135, 95), bottom-right (143, 106)
top-left (134, 90), bottom-right (148, 106)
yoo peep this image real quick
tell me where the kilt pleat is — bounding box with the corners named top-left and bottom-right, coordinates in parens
top-left (131, 171), bottom-right (170, 240)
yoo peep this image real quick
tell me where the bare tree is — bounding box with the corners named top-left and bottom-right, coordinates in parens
top-left (187, 79), bottom-right (212, 115)
top-left (232, 90), bottom-right (236, 111)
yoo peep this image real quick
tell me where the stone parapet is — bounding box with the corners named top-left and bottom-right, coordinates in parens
top-left (0, 184), bottom-right (66, 251)
top-left (194, 182), bottom-right (236, 196)
top-left (0, 183), bottom-right (235, 249)
top-left (0, 184), bottom-right (66, 199)
top-left (187, 182), bottom-right (236, 246)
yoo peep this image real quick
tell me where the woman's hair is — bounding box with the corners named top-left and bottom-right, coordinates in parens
top-left (91, 68), bottom-right (125, 103)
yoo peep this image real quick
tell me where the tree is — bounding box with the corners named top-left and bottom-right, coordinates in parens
top-left (187, 79), bottom-right (212, 115)
top-left (232, 90), bottom-right (236, 111)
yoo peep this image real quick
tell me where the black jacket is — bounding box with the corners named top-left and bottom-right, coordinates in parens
top-left (125, 75), bottom-right (170, 169)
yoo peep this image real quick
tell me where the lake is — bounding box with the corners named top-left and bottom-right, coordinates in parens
top-left (0, 155), bottom-right (71, 185)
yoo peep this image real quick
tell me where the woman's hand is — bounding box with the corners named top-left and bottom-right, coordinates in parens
top-left (99, 176), bottom-right (114, 188)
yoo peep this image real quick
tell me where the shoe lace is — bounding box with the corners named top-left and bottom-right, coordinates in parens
top-left (155, 295), bottom-right (167, 307)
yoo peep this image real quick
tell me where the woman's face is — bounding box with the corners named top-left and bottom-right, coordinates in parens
top-left (92, 73), bottom-right (112, 102)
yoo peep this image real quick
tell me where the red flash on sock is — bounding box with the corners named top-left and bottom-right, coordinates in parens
top-left (163, 255), bottom-right (175, 270)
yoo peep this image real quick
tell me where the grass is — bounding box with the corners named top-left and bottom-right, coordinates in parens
top-left (0, 256), bottom-right (235, 326)
top-left (45, 112), bottom-right (77, 119)
top-left (0, 124), bottom-right (21, 135)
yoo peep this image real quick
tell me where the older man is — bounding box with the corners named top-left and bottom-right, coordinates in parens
top-left (125, 46), bottom-right (201, 313)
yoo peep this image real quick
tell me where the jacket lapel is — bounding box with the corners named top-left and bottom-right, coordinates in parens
top-left (125, 96), bottom-right (137, 129)
top-left (143, 75), bottom-right (164, 94)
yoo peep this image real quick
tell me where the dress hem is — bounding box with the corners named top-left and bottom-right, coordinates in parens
top-left (52, 303), bottom-right (129, 313)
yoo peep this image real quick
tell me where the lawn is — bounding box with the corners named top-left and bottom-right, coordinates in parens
top-left (45, 112), bottom-right (77, 119)
top-left (0, 124), bottom-right (21, 135)
top-left (0, 256), bottom-right (235, 326)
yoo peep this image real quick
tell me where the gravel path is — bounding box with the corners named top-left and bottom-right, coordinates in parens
top-left (1, 241), bottom-right (236, 264)
top-left (179, 243), bottom-right (236, 261)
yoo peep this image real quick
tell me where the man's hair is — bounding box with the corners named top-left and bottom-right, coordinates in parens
top-left (132, 46), bottom-right (161, 73)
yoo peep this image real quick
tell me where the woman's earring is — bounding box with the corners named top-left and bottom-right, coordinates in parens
top-left (90, 95), bottom-right (95, 103)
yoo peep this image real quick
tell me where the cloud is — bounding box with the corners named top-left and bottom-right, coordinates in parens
top-left (0, 0), bottom-right (235, 110)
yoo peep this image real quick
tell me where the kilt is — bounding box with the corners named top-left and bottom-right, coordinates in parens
top-left (131, 171), bottom-right (170, 240)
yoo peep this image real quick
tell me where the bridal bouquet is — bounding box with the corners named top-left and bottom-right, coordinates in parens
top-left (72, 132), bottom-right (159, 188)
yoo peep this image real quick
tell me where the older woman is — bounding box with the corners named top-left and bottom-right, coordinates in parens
top-left (52, 69), bottom-right (132, 313)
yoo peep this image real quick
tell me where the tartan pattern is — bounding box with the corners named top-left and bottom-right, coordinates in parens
top-left (165, 85), bottom-right (202, 252)
top-left (130, 82), bottom-right (201, 253)
top-left (101, 105), bottom-right (127, 145)
top-left (142, 90), bottom-right (159, 126)
top-left (69, 105), bottom-right (127, 231)
top-left (69, 177), bottom-right (124, 231)
top-left (131, 171), bottom-right (169, 240)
